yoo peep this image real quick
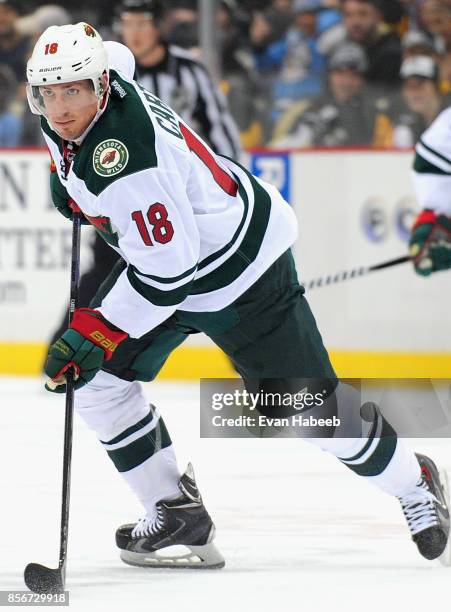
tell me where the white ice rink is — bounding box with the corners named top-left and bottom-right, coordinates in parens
top-left (1, 377), bottom-right (449, 612)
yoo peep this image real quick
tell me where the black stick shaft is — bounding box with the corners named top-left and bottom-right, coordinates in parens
top-left (58, 214), bottom-right (81, 583)
top-left (305, 254), bottom-right (410, 290)
top-left (369, 254), bottom-right (410, 272)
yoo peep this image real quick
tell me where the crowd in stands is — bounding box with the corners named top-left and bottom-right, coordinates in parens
top-left (0, 0), bottom-right (451, 149)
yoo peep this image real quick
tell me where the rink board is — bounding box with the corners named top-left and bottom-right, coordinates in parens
top-left (0, 148), bottom-right (450, 377)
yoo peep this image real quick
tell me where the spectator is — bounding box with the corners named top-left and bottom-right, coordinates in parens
top-left (270, 42), bottom-right (393, 146)
top-left (0, 0), bottom-right (31, 83)
top-left (265, 0), bottom-right (295, 38)
top-left (339, 0), bottom-right (403, 89)
top-left (272, 0), bottom-right (293, 11)
top-left (217, 0), bottom-right (266, 146)
top-left (392, 54), bottom-right (445, 147)
top-left (402, 0), bottom-right (429, 31)
top-left (399, 28), bottom-right (451, 92)
top-left (249, 12), bottom-right (286, 82)
top-left (421, 0), bottom-right (451, 53)
top-left (163, 0), bottom-right (199, 53)
top-left (402, 29), bottom-right (436, 59)
top-left (421, 0), bottom-right (451, 92)
top-left (166, 21), bottom-right (199, 56)
top-left (377, 0), bottom-right (407, 30)
top-left (249, 1), bottom-right (293, 58)
top-left (254, 0), bottom-right (337, 125)
top-left (0, 63), bottom-right (22, 146)
top-left (217, 0), bottom-right (252, 62)
top-left (317, 0), bottom-right (342, 32)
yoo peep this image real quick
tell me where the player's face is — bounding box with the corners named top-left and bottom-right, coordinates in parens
top-left (39, 80), bottom-right (99, 140)
top-left (402, 78), bottom-right (438, 114)
top-left (343, 0), bottom-right (380, 43)
top-left (329, 68), bottom-right (363, 102)
top-left (121, 12), bottom-right (159, 59)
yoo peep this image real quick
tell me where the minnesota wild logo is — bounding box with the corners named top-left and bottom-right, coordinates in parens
top-left (84, 24), bottom-right (96, 37)
top-left (93, 139), bottom-right (129, 177)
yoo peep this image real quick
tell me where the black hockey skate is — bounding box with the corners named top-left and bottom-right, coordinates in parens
top-left (398, 453), bottom-right (450, 564)
top-left (116, 464), bottom-right (225, 569)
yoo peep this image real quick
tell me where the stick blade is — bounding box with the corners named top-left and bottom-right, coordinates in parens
top-left (24, 563), bottom-right (64, 594)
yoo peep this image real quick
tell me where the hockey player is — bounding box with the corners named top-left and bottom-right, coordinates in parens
top-left (410, 106), bottom-right (451, 276)
top-left (47, 0), bottom-right (242, 347)
top-left (27, 23), bottom-right (449, 568)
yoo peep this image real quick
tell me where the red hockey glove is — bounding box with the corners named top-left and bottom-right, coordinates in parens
top-left (409, 209), bottom-right (451, 277)
top-left (44, 308), bottom-right (128, 393)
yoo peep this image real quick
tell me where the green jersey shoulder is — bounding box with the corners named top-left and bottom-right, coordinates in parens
top-left (73, 70), bottom-right (160, 196)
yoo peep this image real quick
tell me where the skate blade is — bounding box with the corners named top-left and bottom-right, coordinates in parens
top-left (120, 542), bottom-right (225, 569)
top-left (438, 467), bottom-right (451, 567)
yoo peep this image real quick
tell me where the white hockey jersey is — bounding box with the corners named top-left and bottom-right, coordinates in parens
top-left (412, 106), bottom-right (451, 216)
top-left (43, 69), bottom-right (298, 338)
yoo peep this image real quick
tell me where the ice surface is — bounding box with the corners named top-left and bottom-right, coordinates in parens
top-left (1, 377), bottom-right (449, 612)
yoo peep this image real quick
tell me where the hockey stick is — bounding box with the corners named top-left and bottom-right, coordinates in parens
top-left (304, 255), bottom-right (410, 290)
top-left (24, 213), bottom-right (82, 594)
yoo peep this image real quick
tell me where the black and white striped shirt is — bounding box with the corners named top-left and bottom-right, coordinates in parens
top-left (135, 45), bottom-right (242, 158)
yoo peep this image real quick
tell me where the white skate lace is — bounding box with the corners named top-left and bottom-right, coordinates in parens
top-left (398, 480), bottom-right (440, 536)
top-left (132, 505), bottom-right (165, 539)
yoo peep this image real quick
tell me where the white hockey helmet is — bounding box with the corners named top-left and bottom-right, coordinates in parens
top-left (26, 22), bottom-right (109, 116)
